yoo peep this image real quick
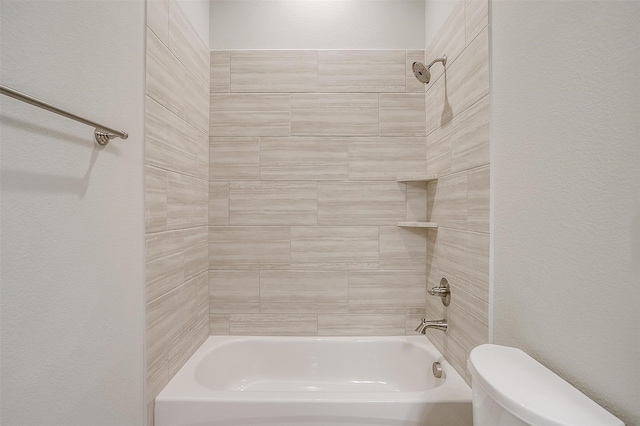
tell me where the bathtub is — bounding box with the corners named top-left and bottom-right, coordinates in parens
top-left (155, 335), bottom-right (473, 426)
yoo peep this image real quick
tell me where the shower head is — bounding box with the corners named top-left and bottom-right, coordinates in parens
top-left (412, 54), bottom-right (447, 84)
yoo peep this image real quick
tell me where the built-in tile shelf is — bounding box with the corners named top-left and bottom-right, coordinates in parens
top-left (397, 175), bottom-right (438, 229)
top-left (396, 221), bottom-right (438, 228)
top-left (396, 175), bottom-right (438, 182)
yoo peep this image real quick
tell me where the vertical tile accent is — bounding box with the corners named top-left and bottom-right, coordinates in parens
top-left (229, 181), bottom-right (317, 225)
top-left (291, 94), bottom-right (379, 136)
top-left (291, 226), bottom-right (379, 270)
top-left (317, 182), bottom-right (406, 225)
top-left (230, 50), bottom-right (318, 93)
top-left (379, 94), bottom-right (426, 136)
top-left (348, 137), bottom-right (426, 181)
top-left (210, 137), bottom-right (260, 180)
top-left (210, 94), bottom-right (291, 137)
top-left (318, 50), bottom-right (406, 93)
top-left (260, 270), bottom-right (349, 313)
top-left (260, 137), bottom-right (349, 181)
top-left (210, 51), bottom-right (230, 93)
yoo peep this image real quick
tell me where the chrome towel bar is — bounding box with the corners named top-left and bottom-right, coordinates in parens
top-left (0, 84), bottom-right (128, 146)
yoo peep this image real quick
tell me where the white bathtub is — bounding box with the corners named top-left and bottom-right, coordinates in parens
top-left (155, 336), bottom-right (472, 426)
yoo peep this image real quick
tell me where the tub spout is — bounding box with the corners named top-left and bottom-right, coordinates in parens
top-left (415, 318), bottom-right (448, 334)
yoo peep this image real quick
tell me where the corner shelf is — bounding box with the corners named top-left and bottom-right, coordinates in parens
top-left (396, 175), bottom-right (438, 183)
top-left (396, 221), bottom-right (438, 228)
top-left (396, 175), bottom-right (438, 229)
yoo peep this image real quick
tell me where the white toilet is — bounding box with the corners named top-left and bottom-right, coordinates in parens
top-left (468, 344), bottom-right (624, 426)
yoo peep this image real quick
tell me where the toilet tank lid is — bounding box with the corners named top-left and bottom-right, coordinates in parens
top-left (467, 344), bottom-right (624, 426)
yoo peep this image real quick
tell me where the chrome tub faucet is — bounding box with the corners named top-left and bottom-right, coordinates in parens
top-left (415, 318), bottom-right (448, 334)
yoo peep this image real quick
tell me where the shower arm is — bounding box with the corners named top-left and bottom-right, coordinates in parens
top-left (427, 55), bottom-right (447, 69)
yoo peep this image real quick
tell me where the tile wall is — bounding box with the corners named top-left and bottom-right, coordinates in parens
top-left (209, 49), bottom-right (430, 336)
top-left (145, 0), bottom-right (210, 422)
top-left (423, 0), bottom-right (490, 382)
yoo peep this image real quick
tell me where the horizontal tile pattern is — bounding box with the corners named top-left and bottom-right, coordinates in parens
top-left (451, 94), bottom-right (490, 172)
top-left (146, 28), bottom-right (185, 118)
top-left (210, 94), bottom-right (291, 137)
top-left (210, 137), bottom-right (260, 180)
top-left (209, 49), bottom-right (433, 337)
top-left (318, 50), bottom-right (406, 92)
top-left (229, 181), bottom-right (317, 225)
top-left (423, 1), bottom-right (490, 384)
top-left (231, 50), bottom-right (318, 93)
top-left (379, 226), bottom-right (427, 270)
top-left (348, 137), bottom-right (426, 180)
top-left (260, 137), bottom-right (349, 181)
top-left (209, 226), bottom-right (291, 269)
top-left (317, 182), bottom-right (406, 225)
top-left (229, 314), bottom-right (318, 335)
top-left (467, 165), bottom-right (490, 233)
top-left (209, 270), bottom-right (259, 313)
top-left (379, 94), bottom-right (426, 136)
top-left (317, 314), bottom-right (406, 335)
top-left (145, 0), bottom-right (210, 409)
top-left (290, 226), bottom-right (379, 270)
top-left (260, 270), bottom-right (348, 313)
top-left (291, 94), bottom-right (379, 136)
top-left (210, 50), bottom-right (230, 93)
top-left (348, 270), bottom-right (426, 314)
top-left (146, 97), bottom-right (196, 177)
top-left (209, 181), bottom-right (229, 225)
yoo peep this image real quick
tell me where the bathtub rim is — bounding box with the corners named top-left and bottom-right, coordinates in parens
top-left (156, 335), bottom-right (471, 404)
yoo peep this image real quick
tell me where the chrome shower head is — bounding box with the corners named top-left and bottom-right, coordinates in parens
top-left (412, 54), bottom-right (447, 85)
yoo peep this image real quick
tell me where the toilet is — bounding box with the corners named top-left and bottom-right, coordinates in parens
top-left (468, 344), bottom-right (624, 426)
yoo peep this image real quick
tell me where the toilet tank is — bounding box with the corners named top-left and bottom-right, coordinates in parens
top-left (467, 344), bottom-right (624, 426)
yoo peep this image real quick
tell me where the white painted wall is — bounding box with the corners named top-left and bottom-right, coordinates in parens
top-left (209, 0), bottom-right (425, 49)
top-left (177, 0), bottom-right (211, 48)
top-left (0, 1), bottom-right (145, 425)
top-left (491, 1), bottom-right (640, 424)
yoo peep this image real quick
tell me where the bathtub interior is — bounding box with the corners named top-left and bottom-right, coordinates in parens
top-left (195, 338), bottom-right (445, 392)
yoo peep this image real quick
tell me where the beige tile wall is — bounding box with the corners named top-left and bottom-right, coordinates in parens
top-left (145, 0), bottom-right (210, 422)
top-left (422, 0), bottom-right (490, 383)
top-left (209, 49), bottom-right (428, 336)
